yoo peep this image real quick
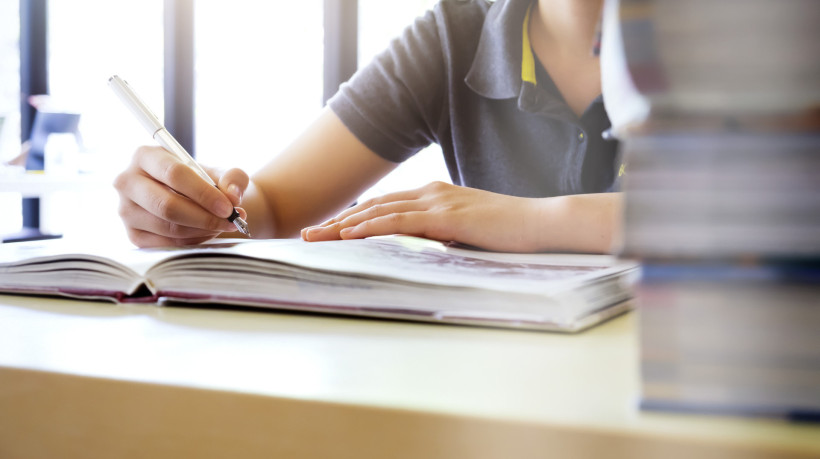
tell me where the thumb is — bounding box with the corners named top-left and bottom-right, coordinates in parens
top-left (217, 167), bottom-right (250, 206)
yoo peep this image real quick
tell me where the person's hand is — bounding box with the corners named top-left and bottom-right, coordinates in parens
top-left (300, 181), bottom-right (543, 252)
top-left (113, 146), bottom-right (249, 247)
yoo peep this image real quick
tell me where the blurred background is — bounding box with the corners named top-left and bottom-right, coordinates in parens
top-left (0, 0), bottom-right (448, 244)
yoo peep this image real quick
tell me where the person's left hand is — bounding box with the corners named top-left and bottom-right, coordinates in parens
top-left (300, 181), bottom-right (543, 252)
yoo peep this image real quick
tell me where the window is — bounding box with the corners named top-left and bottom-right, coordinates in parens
top-left (43, 0), bottom-right (165, 238)
top-left (0, 0), bottom-right (20, 158)
top-left (0, 0), bottom-right (21, 235)
top-left (196, 1), bottom-right (450, 202)
top-left (48, 0), bottom-right (165, 175)
top-left (195, 1), bottom-right (324, 174)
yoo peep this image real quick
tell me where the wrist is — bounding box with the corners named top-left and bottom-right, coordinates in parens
top-left (531, 193), bottom-right (622, 254)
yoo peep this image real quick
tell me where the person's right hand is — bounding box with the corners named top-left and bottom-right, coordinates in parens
top-left (113, 145), bottom-right (249, 248)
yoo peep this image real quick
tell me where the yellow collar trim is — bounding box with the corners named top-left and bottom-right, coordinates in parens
top-left (521, 3), bottom-right (537, 85)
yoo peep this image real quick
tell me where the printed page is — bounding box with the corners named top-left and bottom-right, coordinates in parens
top-left (166, 236), bottom-right (639, 295)
top-left (146, 237), bottom-right (637, 329)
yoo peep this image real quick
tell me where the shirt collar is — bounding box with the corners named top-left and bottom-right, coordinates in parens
top-left (465, 0), bottom-right (606, 120)
top-left (520, 2), bottom-right (538, 86)
top-left (464, 0), bottom-right (534, 100)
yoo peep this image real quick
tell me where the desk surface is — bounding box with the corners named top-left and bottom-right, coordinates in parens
top-left (1, 294), bottom-right (818, 459)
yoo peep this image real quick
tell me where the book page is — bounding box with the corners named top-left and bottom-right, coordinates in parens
top-left (0, 239), bottom-right (225, 296)
top-left (184, 236), bottom-right (638, 295)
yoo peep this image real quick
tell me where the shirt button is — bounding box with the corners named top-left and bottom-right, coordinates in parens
top-left (578, 132), bottom-right (585, 142)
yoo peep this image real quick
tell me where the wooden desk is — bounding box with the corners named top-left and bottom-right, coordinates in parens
top-left (0, 294), bottom-right (817, 458)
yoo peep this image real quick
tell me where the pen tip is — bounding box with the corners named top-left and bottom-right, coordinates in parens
top-left (233, 216), bottom-right (251, 237)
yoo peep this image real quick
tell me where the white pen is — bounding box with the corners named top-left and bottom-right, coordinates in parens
top-left (108, 74), bottom-right (250, 236)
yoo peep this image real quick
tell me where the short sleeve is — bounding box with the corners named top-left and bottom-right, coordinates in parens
top-left (328, 8), bottom-right (447, 163)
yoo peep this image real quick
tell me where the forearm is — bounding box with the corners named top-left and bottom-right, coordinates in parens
top-left (216, 172), bottom-right (359, 240)
top-left (223, 108), bottom-right (397, 240)
top-left (227, 179), bottom-right (277, 239)
top-left (532, 192), bottom-right (623, 254)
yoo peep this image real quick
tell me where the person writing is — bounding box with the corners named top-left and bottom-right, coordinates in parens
top-left (114, 0), bottom-right (622, 253)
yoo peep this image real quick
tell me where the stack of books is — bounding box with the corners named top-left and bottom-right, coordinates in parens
top-left (614, 0), bottom-right (820, 420)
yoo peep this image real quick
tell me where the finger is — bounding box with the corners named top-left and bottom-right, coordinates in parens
top-left (338, 211), bottom-right (431, 240)
top-left (217, 168), bottom-right (250, 206)
top-left (202, 164), bottom-right (225, 184)
top-left (318, 188), bottom-right (424, 227)
top-left (120, 199), bottom-right (228, 240)
top-left (120, 171), bottom-right (237, 232)
top-left (340, 200), bottom-right (423, 228)
top-left (303, 200), bottom-right (422, 242)
top-left (302, 226), bottom-right (343, 242)
top-left (135, 147), bottom-right (235, 219)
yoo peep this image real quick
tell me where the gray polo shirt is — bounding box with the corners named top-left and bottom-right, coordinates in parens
top-left (328, 0), bottom-right (620, 198)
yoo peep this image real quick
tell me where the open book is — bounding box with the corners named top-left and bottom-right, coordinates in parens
top-left (0, 236), bottom-right (639, 332)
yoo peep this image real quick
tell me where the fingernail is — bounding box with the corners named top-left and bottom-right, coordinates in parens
top-left (306, 227), bottom-right (327, 241)
top-left (227, 184), bottom-right (242, 203)
top-left (340, 227), bottom-right (354, 237)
